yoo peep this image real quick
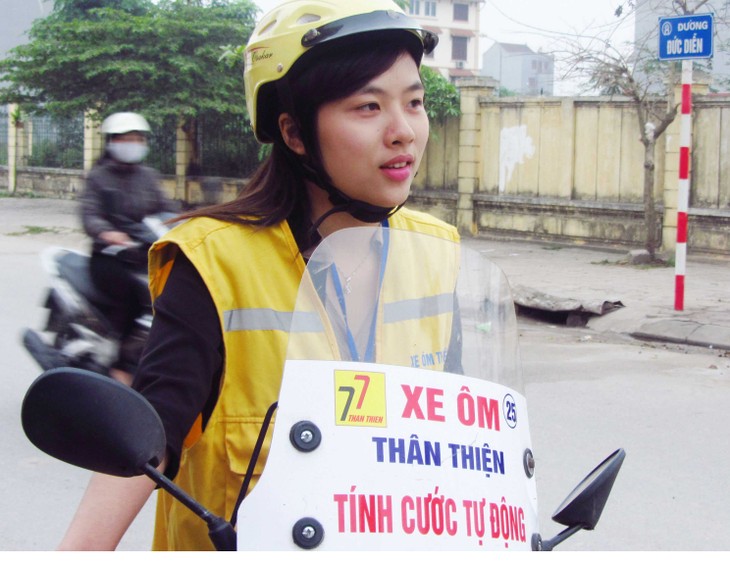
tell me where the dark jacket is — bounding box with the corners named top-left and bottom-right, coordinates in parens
top-left (80, 157), bottom-right (178, 255)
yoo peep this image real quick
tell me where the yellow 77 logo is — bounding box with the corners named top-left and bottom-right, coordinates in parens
top-left (334, 370), bottom-right (387, 427)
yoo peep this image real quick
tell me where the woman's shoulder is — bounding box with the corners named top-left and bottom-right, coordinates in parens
top-left (151, 218), bottom-right (297, 282)
top-left (151, 217), bottom-right (250, 273)
top-left (160, 215), bottom-right (290, 251)
top-left (163, 215), bottom-right (247, 242)
top-left (391, 207), bottom-right (459, 241)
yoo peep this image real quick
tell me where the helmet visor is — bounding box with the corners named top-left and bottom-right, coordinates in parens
top-left (300, 10), bottom-right (438, 55)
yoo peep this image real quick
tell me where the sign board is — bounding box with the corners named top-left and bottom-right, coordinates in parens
top-left (237, 360), bottom-right (539, 551)
top-left (659, 13), bottom-right (714, 60)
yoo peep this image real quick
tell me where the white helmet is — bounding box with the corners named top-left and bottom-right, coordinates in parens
top-left (101, 112), bottom-right (151, 136)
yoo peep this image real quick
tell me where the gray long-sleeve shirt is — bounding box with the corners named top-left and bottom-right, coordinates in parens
top-left (80, 158), bottom-right (178, 253)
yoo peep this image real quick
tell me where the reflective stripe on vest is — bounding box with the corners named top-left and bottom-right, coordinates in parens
top-left (383, 292), bottom-right (454, 324)
top-left (223, 292), bottom-right (454, 334)
top-left (223, 308), bottom-right (322, 332)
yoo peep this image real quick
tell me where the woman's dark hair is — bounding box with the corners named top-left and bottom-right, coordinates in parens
top-left (176, 30), bottom-right (425, 249)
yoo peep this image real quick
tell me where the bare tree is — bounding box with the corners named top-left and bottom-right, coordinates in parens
top-left (558, 0), bottom-right (719, 259)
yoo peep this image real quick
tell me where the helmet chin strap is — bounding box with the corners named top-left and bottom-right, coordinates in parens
top-left (303, 161), bottom-right (404, 235)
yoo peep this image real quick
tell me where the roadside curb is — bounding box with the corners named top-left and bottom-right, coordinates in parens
top-left (631, 320), bottom-right (730, 351)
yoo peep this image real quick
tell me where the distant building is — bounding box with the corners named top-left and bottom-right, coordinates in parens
top-left (406, 0), bottom-right (482, 82)
top-left (634, 0), bottom-right (730, 92)
top-left (481, 42), bottom-right (554, 95)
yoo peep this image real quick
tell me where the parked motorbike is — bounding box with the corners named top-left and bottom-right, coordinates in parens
top-left (21, 215), bottom-right (173, 377)
top-left (21, 226), bottom-right (625, 551)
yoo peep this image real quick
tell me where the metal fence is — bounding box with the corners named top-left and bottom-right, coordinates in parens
top-left (27, 113), bottom-right (84, 169)
top-left (147, 115), bottom-right (177, 175)
top-left (196, 112), bottom-right (260, 179)
top-left (2, 107), bottom-right (260, 179)
top-left (0, 106), bottom-right (8, 166)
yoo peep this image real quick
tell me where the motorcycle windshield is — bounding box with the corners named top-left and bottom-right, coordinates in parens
top-left (286, 227), bottom-right (522, 388)
top-left (237, 227), bottom-right (537, 550)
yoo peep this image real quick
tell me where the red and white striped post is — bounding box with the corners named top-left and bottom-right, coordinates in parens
top-left (675, 59), bottom-right (692, 311)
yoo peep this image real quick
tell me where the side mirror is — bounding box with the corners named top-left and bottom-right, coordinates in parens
top-left (21, 368), bottom-right (165, 477)
top-left (21, 367), bottom-right (237, 551)
top-left (532, 448), bottom-right (626, 551)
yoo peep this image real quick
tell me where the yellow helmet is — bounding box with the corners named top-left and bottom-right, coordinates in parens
top-left (244, 0), bottom-right (438, 143)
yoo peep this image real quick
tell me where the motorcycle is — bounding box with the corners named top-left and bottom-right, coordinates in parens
top-left (21, 226), bottom-right (625, 551)
top-left (21, 214), bottom-right (173, 377)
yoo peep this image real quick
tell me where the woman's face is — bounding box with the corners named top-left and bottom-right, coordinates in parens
top-left (315, 53), bottom-right (430, 211)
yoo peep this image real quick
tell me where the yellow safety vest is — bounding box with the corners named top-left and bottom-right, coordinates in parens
top-left (147, 208), bottom-right (459, 550)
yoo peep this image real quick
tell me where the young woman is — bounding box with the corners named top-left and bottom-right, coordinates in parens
top-left (59, 0), bottom-right (459, 550)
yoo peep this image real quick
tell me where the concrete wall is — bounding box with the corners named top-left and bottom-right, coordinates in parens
top-left (408, 80), bottom-right (730, 256)
top-left (3, 83), bottom-right (730, 255)
top-left (469, 95), bottom-right (666, 248)
top-left (0, 165), bottom-right (244, 207)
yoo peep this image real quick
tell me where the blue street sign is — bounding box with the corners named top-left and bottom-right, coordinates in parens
top-left (658, 13), bottom-right (714, 60)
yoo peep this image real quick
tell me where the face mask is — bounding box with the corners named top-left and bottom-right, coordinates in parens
top-left (107, 141), bottom-right (149, 164)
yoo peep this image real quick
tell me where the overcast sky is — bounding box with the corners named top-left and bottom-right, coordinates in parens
top-left (252, 0), bottom-right (636, 95)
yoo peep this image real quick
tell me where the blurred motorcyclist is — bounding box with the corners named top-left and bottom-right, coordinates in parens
top-left (79, 112), bottom-right (178, 386)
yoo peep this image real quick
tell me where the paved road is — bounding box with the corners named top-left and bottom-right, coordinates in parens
top-left (0, 198), bottom-right (155, 551)
top-left (1, 197), bottom-right (729, 551)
